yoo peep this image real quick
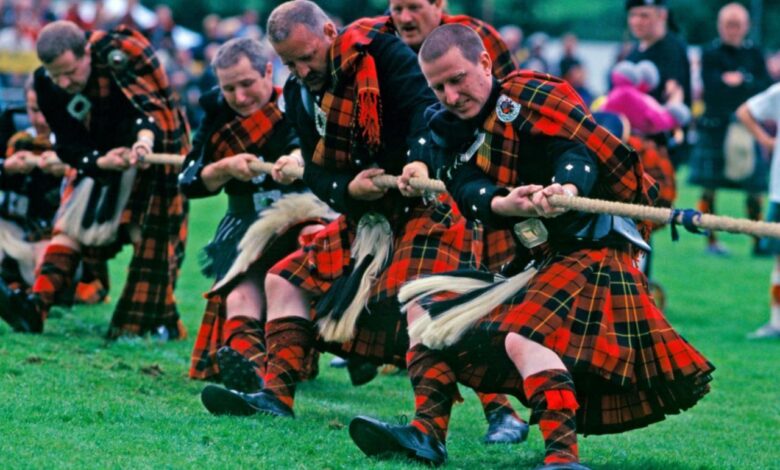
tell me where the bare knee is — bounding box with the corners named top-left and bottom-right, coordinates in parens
top-left (225, 280), bottom-right (263, 320)
top-left (264, 273), bottom-right (310, 321)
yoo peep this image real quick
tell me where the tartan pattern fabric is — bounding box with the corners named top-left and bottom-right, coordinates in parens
top-left (441, 246), bottom-right (714, 435)
top-left (477, 392), bottom-right (520, 421)
top-left (629, 136), bottom-right (676, 209)
top-left (313, 19), bottom-right (383, 169)
top-left (262, 316), bottom-right (315, 410)
top-left (363, 15), bottom-right (516, 79)
top-left (190, 212), bottom-right (329, 380)
top-left (407, 344), bottom-right (458, 443)
top-left (189, 296), bottom-right (224, 380)
top-left (209, 89), bottom-right (285, 161)
top-left (270, 200), bottom-right (482, 304)
top-left (223, 316), bottom-right (266, 375)
top-left (32, 243), bottom-right (80, 317)
top-left (524, 369), bottom-right (580, 464)
top-left (82, 26), bottom-right (189, 337)
top-left (315, 299), bottom-right (408, 367)
top-left (475, 72), bottom-right (656, 207)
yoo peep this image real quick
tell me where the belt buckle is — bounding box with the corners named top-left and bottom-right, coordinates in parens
top-left (513, 218), bottom-right (548, 248)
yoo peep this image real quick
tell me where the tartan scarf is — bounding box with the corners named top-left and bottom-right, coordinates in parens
top-left (475, 71), bottom-right (656, 206)
top-left (209, 89), bottom-right (285, 161)
top-left (312, 19), bottom-right (382, 169)
top-left (89, 26), bottom-right (190, 155)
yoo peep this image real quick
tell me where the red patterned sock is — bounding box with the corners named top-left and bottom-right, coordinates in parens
top-left (523, 369), bottom-right (580, 464)
top-left (407, 344), bottom-right (459, 444)
top-left (477, 392), bottom-right (524, 422)
top-left (32, 244), bottom-right (80, 313)
top-left (223, 316), bottom-right (266, 375)
top-left (262, 316), bottom-right (313, 410)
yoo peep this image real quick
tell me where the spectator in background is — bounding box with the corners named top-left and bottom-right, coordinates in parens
top-left (499, 24), bottom-right (526, 66)
top-left (624, 0), bottom-right (691, 168)
top-left (520, 31), bottom-right (549, 73)
top-left (737, 82), bottom-right (780, 339)
top-left (146, 4), bottom-right (176, 55)
top-left (235, 9), bottom-right (261, 39)
top-left (561, 59), bottom-right (593, 107)
top-left (558, 32), bottom-right (579, 76)
top-left (767, 51), bottom-right (780, 82)
top-left (64, 0), bottom-right (106, 31)
top-left (191, 14), bottom-right (223, 62)
top-left (689, 2), bottom-right (771, 256)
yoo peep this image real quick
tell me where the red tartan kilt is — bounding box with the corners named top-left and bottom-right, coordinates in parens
top-left (631, 137), bottom-right (676, 213)
top-left (442, 246), bottom-right (714, 435)
top-left (269, 198), bottom-right (483, 302)
top-left (315, 299), bottom-right (408, 367)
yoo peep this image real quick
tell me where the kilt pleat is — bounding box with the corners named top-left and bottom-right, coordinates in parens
top-left (441, 246), bottom-right (713, 434)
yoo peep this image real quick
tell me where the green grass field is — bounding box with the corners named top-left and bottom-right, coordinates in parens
top-left (1, 177), bottom-right (779, 469)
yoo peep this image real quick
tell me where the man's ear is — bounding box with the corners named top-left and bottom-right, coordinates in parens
top-left (323, 22), bottom-right (338, 40)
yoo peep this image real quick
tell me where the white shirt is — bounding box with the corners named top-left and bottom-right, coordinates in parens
top-left (747, 82), bottom-right (780, 202)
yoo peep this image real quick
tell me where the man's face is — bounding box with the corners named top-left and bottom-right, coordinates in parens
top-left (25, 90), bottom-right (50, 136)
top-left (420, 47), bottom-right (492, 120)
top-left (389, 0), bottom-right (443, 50)
top-left (216, 55), bottom-right (272, 117)
top-left (272, 23), bottom-right (335, 93)
top-left (718, 10), bottom-right (749, 47)
top-left (45, 49), bottom-right (91, 95)
top-left (627, 6), bottom-right (665, 42)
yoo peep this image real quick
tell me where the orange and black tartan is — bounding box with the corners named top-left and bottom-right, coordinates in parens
top-left (430, 72), bottom-right (712, 434)
top-left (83, 26), bottom-right (189, 337)
top-left (628, 136), bottom-right (676, 231)
top-left (208, 89), bottom-right (285, 160)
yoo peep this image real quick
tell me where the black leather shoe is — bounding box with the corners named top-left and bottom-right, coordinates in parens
top-left (535, 463), bottom-right (591, 470)
top-left (200, 385), bottom-right (293, 418)
top-left (0, 281), bottom-right (42, 334)
top-left (484, 410), bottom-right (530, 444)
top-left (347, 358), bottom-right (378, 386)
top-left (349, 415), bottom-right (447, 466)
top-left (216, 346), bottom-right (263, 393)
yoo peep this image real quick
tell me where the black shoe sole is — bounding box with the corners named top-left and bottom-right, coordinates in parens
top-left (348, 361), bottom-right (379, 387)
top-left (201, 385), bottom-right (259, 416)
top-left (217, 347), bottom-right (263, 393)
top-left (349, 417), bottom-right (442, 466)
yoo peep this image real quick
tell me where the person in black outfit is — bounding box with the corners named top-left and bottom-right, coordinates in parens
top-left (688, 2), bottom-right (772, 256)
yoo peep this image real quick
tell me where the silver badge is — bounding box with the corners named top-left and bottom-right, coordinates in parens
top-left (496, 95), bottom-right (521, 123)
top-left (513, 218), bottom-right (548, 248)
top-left (66, 94), bottom-right (92, 122)
top-left (108, 49), bottom-right (128, 71)
top-left (315, 105), bottom-right (327, 137)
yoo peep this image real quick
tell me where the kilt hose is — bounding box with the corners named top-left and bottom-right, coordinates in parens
top-left (435, 245), bottom-right (714, 435)
top-left (189, 218), bottom-right (326, 382)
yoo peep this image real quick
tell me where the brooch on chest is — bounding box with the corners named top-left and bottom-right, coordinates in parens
top-left (315, 105), bottom-right (327, 137)
top-left (66, 94), bottom-right (91, 122)
top-left (496, 95), bottom-right (521, 123)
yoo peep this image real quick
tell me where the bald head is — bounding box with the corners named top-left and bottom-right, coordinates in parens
top-left (266, 0), bottom-right (331, 43)
top-left (718, 2), bottom-right (750, 47)
top-left (419, 23), bottom-right (486, 66)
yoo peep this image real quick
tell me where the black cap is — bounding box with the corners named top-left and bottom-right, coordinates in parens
top-left (625, 0), bottom-right (666, 10)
